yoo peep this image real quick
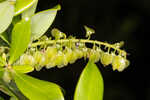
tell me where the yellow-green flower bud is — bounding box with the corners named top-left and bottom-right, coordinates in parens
top-left (33, 51), bottom-right (45, 71)
top-left (55, 51), bottom-right (68, 68)
top-left (100, 52), bottom-right (114, 66)
top-left (44, 46), bottom-right (57, 65)
top-left (112, 55), bottom-right (130, 72)
top-left (64, 48), bottom-right (75, 64)
top-left (19, 54), bottom-right (35, 66)
top-left (89, 49), bottom-right (100, 63)
top-left (74, 49), bottom-right (83, 59)
top-left (69, 49), bottom-right (78, 64)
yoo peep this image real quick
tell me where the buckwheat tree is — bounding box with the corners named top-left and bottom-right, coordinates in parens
top-left (0, 0), bottom-right (130, 100)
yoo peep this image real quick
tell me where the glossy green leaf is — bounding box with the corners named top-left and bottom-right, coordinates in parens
top-left (15, 0), bottom-right (36, 16)
top-left (13, 65), bottom-right (34, 73)
top-left (31, 5), bottom-right (61, 40)
top-left (9, 18), bottom-right (31, 64)
top-left (0, 1), bottom-right (14, 34)
top-left (14, 72), bottom-right (64, 100)
top-left (74, 61), bottom-right (104, 100)
top-left (22, 0), bottom-right (38, 18)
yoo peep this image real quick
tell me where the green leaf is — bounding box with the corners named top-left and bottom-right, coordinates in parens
top-left (22, 0), bottom-right (38, 18)
top-left (74, 61), bottom-right (104, 100)
top-left (15, 0), bottom-right (36, 16)
top-left (0, 1), bottom-right (14, 34)
top-left (9, 18), bottom-right (31, 64)
top-left (14, 72), bottom-right (64, 100)
top-left (31, 5), bottom-right (61, 40)
top-left (0, 32), bottom-right (10, 45)
top-left (13, 65), bottom-right (34, 73)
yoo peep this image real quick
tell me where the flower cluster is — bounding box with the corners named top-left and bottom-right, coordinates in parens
top-left (14, 41), bottom-right (129, 72)
top-left (13, 27), bottom-right (130, 72)
top-left (15, 44), bottom-right (89, 71)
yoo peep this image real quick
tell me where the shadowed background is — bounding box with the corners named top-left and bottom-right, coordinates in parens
top-left (1, 0), bottom-right (150, 100)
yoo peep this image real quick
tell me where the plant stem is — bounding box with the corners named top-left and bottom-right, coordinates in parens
top-left (30, 39), bottom-right (127, 56)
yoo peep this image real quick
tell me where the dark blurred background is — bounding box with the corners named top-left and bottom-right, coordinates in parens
top-left (1, 0), bottom-right (150, 100)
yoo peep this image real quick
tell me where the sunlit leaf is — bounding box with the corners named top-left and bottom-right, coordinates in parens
top-left (31, 5), bottom-right (61, 40)
top-left (9, 18), bottom-right (31, 64)
top-left (13, 65), bottom-right (34, 73)
top-left (14, 72), bottom-right (64, 100)
top-left (22, 0), bottom-right (38, 18)
top-left (0, 1), bottom-right (14, 34)
top-left (74, 61), bottom-right (104, 100)
top-left (15, 0), bottom-right (36, 16)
